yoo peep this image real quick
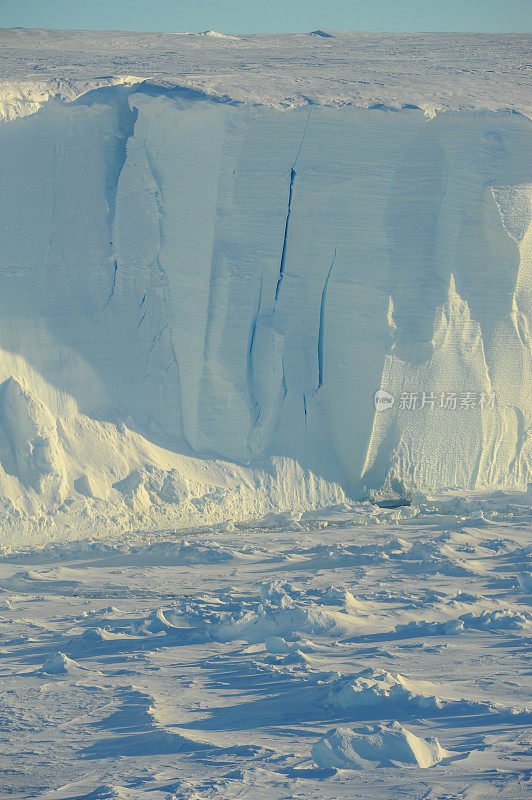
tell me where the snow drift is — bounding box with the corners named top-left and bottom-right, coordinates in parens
top-left (0, 82), bottom-right (531, 539)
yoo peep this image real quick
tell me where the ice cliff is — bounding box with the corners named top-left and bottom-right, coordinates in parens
top-left (0, 69), bottom-right (531, 539)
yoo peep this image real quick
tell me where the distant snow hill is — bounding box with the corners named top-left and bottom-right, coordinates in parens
top-left (193, 30), bottom-right (239, 39)
top-left (0, 30), bottom-right (530, 542)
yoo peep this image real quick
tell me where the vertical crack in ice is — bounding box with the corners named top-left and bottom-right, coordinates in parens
top-left (303, 392), bottom-right (308, 429)
top-left (143, 324), bottom-right (168, 380)
top-left (274, 167), bottom-right (296, 305)
top-left (293, 109), bottom-right (312, 170)
top-left (103, 260), bottom-right (118, 309)
top-left (247, 275), bottom-right (263, 424)
top-left (317, 245), bottom-right (337, 390)
top-left (434, 166), bottom-right (451, 232)
top-left (281, 354), bottom-right (288, 399)
top-left (273, 111), bottom-right (312, 308)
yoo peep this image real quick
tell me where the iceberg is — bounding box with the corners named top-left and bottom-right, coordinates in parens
top-left (0, 33), bottom-right (530, 541)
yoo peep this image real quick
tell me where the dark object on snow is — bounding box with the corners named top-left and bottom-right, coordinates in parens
top-left (375, 498), bottom-right (412, 509)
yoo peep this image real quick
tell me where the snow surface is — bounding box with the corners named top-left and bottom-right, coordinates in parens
top-left (0, 28), bottom-right (531, 798)
top-left (0, 29), bottom-right (530, 115)
top-left (0, 501), bottom-right (531, 798)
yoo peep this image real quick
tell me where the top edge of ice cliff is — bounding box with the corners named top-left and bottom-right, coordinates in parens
top-left (0, 28), bottom-right (530, 119)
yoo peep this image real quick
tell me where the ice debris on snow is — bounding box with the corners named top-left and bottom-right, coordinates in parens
top-left (393, 619), bottom-right (465, 637)
top-left (326, 667), bottom-right (504, 717)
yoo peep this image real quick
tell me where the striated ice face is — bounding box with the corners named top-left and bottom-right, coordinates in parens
top-left (0, 86), bottom-right (530, 534)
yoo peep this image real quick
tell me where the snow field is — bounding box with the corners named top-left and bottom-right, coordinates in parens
top-left (0, 502), bottom-right (530, 798)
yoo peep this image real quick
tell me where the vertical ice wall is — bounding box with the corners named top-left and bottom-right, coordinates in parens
top-left (0, 87), bottom-right (530, 500)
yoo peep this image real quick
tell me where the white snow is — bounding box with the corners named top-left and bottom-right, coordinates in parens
top-left (194, 30), bottom-right (240, 40)
top-left (0, 29), bottom-right (530, 114)
top-left (0, 507), bottom-right (530, 798)
top-left (312, 722), bottom-right (450, 769)
top-left (0, 27), bottom-right (530, 800)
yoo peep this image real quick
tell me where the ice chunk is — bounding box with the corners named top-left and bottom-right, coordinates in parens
top-left (312, 721), bottom-right (450, 769)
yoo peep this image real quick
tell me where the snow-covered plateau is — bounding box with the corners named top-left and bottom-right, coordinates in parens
top-left (0, 28), bottom-right (531, 800)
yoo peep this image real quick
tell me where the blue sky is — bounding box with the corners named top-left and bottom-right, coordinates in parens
top-left (0, 0), bottom-right (530, 34)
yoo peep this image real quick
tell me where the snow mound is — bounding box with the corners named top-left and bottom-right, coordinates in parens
top-left (195, 30), bottom-right (239, 39)
top-left (144, 607), bottom-right (184, 633)
top-left (0, 378), bottom-right (345, 545)
top-left (38, 651), bottom-right (85, 674)
top-left (312, 722), bottom-right (450, 769)
top-left (67, 627), bottom-right (138, 653)
top-left (200, 579), bottom-right (359, 643)
top-left (327, 667), bottom-right (497, 717)
top-left (69, 787), bottom-right (139, 800)
top-left (265, 635), bottom-right (293, 654)
top-left (138, 579), bottom-right (362, 644)
top-left (394, 619), bottom-right (465, 637)
top-left (459, 609), bottom-right (530, 631)
top-left (139, 540), bottom-right (239, 564)
top-left (1, 568), bottom-right (82, 593)
top-left (211, 600), bottom-right (356, 644)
